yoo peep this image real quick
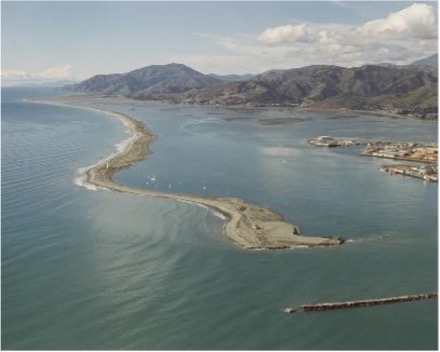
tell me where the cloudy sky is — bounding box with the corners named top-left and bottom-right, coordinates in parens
top-left (1, 1), bottom-right (438, 85)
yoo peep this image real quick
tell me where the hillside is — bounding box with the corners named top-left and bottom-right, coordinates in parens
top-left (66, 63), bottom-right (220, 99)
top-left (183, 64), bottom-right (438, 119)
top-left (67, 58), bottom-right (438, 119)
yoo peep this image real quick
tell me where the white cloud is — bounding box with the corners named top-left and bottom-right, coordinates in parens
top-left (191, 3), bottom-right (437, 73)
top-left (37, 65), bottom-right (72, 80)
top-left (258, 3), bottom-right (437, 46)
top-left (358, 3), bottom-right (437, 41)
top-left (258, 24), bottom-right (309, 44)
top-left (1, 64), bottom-right (74, 85)
top-left (1, 70), bottom-right (32, 80)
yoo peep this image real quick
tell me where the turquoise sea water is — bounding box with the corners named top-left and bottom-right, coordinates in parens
top-left (2, 88), bottom-right (438, 350)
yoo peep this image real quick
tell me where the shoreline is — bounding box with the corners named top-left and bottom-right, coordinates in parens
top-left (29, 97), bottom-right (344, 250)
top-left (42, 94), bottom-right (437, 123)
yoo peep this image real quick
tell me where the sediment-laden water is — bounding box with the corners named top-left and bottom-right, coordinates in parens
top-left (2, 88), bottom-right (437, 349)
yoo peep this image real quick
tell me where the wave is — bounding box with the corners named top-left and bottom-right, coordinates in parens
top-left (73, 166), bottom-right (108, 191)
top-left (179, 199), bottom-right (226, 220)
top-left (72, 114), bottom-right (139, 191)
top-left (73, 169), bottom-right (99, 191)
top-left (115, 135), bottom-right (136, 153)
top-left (114, 114), bottom-right (133, 134)
top-left (72, 133), bottom-right (134, 192)
top-left (212, 211), bottom-right (227, 220)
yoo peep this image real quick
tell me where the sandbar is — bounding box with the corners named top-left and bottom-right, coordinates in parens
top-left (30, 97), bottom-right (344, 250)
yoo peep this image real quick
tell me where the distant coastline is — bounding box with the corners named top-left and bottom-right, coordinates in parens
top-left (64, 60), bottom-right (438, 122)
top-left (29, 96), bottom-right (344, 250)
top-left (53, 93), bottom-right (438, 123)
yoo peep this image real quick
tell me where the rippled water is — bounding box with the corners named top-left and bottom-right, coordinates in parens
top-left (2, 88), bottom-right (437, 349)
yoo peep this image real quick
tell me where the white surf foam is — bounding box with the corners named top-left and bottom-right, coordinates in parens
top-left (73, 131), bottom-right (135, 191)
top-left (115, 135), bottom-right (136, 153)
top-left (212, 211), bottom-right (227, 220)
top-left (114, 115), bottom-right (132, 134)
top-left (73, 167), bottom-right (98, 191)
top-left (179, 199), bottom-right (227, 220)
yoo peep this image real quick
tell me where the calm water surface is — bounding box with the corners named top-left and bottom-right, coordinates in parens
top-left (2, 88), bottom-right (437, 349)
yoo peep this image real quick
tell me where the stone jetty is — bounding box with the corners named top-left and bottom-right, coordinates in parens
top-left (283, 293), bottom-right (437, 313)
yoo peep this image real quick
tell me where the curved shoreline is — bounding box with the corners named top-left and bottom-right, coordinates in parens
top-left (30, 98), bottom-right (344, 250)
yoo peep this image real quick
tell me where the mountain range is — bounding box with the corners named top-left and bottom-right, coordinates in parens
top-left (65, 55), bottom-right (438, 119)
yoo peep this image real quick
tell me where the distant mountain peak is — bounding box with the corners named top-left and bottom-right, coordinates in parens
top-left (67, 63), bottom-right (221, 98)
top-left (411, 54), bottom-right (438, 67)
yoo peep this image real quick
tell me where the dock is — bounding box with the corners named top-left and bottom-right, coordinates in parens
top-left (283, 293), bottom-right (437, 313)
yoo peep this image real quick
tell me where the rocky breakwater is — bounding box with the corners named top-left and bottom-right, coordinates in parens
top-left (283, 293), bottom-right (438, 313)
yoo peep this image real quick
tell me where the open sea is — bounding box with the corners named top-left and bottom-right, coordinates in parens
top-left (2, 87), bottom-right (438, 350)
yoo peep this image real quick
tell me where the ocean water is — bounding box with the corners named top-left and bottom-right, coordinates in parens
top-left (2, 88), bottom-right (437, 350)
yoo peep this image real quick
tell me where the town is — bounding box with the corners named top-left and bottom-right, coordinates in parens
top-left (379, 164), bottom-right (438, 182)
top-left (308, 136), bottom-right (438, 182)
top-left (361, 141), bottom-right (438, 163)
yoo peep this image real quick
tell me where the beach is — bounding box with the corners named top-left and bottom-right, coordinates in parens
top-left (31, 97), bottom-right (344, 250)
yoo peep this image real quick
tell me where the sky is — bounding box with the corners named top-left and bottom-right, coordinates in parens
top-left (1, 1), bottom-right (438, 85)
